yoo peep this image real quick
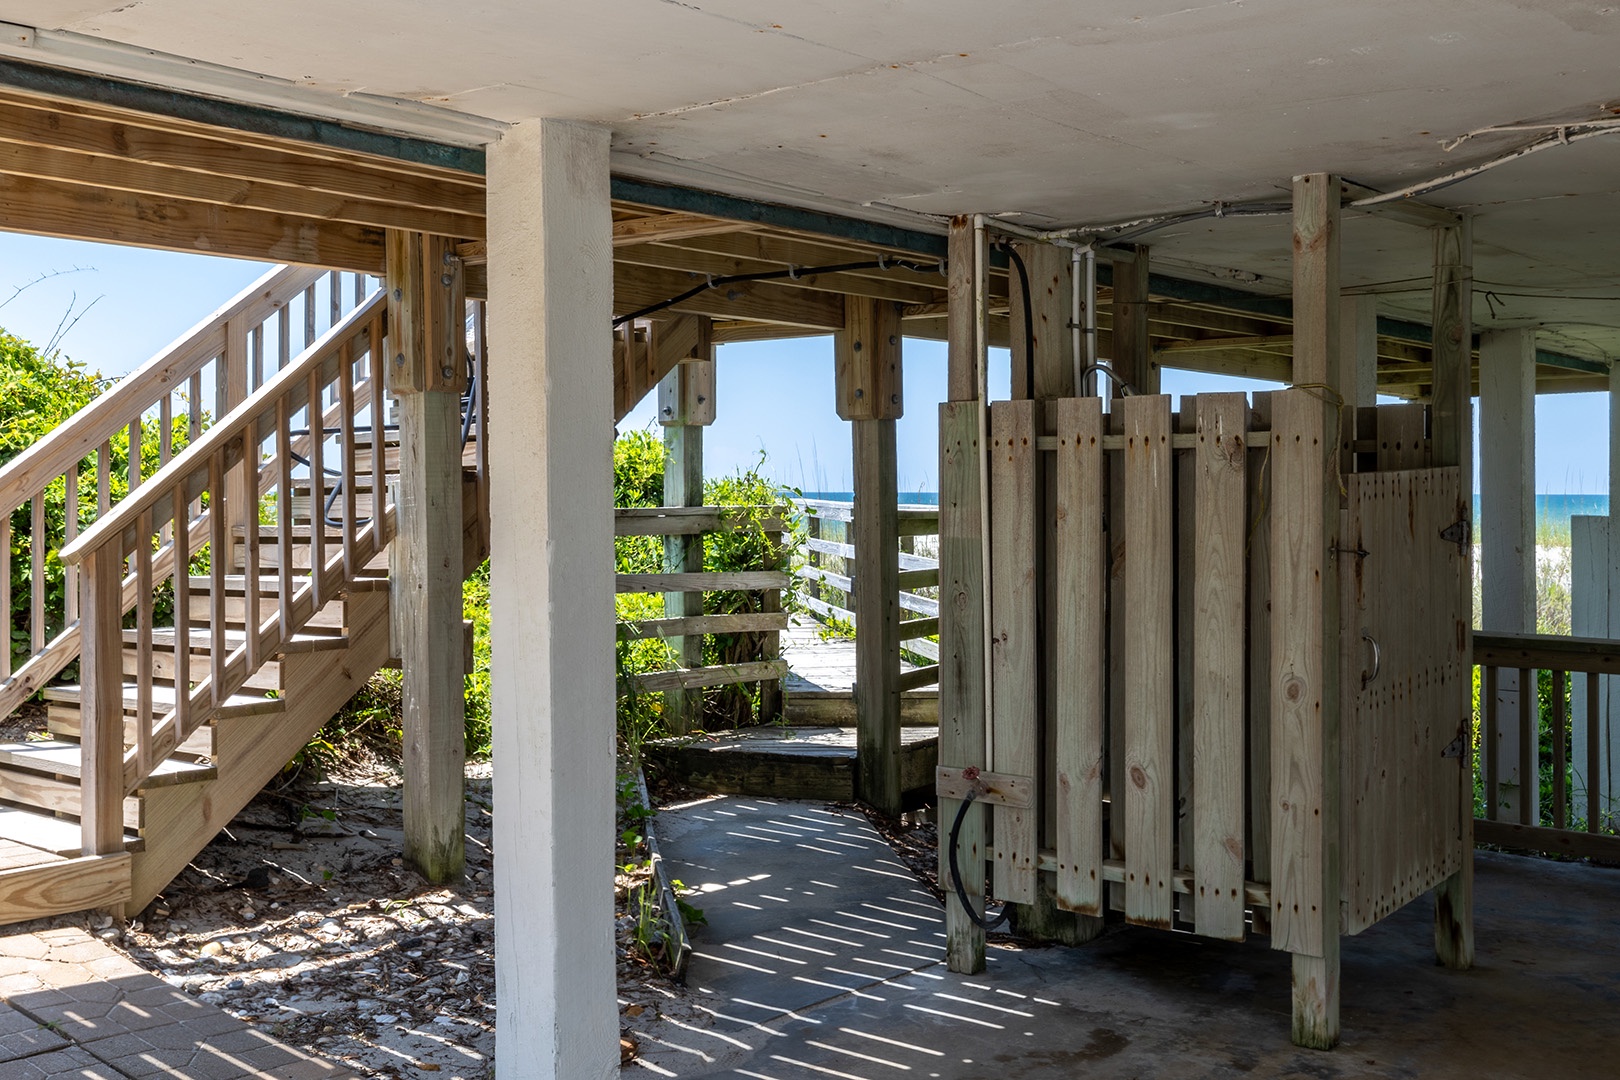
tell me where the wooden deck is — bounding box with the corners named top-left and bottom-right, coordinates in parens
top-left (781, 621), bottom-right (938, 725)
top-left (647, 619), bottom-right (940, 805)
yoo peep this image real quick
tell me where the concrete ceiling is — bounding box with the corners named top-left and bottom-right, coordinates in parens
top-left (4, 0), bottom-right (1620, 360)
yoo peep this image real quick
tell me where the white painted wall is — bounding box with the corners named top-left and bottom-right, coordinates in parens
top-left (487, 118), bottom-right (618, 1080)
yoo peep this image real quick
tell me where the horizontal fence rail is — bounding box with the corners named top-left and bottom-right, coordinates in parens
top-left (614, 506), bottom-right (788, 710)
top-left (60, 292), bottom-right (392, 853)
top-left (1473, 632), bottom-right (1620, 861)
top-left (0, 266), bottom-right (374, 723)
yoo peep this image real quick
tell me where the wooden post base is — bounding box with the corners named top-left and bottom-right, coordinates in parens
top-left (1434, 863), bottom-right (1475, 969)
top-left (1290, 950), bottom-right (1341, 1050)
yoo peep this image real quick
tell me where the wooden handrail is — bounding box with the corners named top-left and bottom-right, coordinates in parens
top-left (1472, 632), bottom-right (1620, 676)
top-left (61, 293), bottom-right (384, 567)
top-left (0, 265), bottom-right (323, 517)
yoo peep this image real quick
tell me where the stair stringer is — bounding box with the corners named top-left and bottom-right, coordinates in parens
top-left (126, 587), bottom-right (392, 915)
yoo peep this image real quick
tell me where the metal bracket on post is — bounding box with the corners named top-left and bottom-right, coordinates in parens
top-left (1440, 518), bottom-right (1471, 555)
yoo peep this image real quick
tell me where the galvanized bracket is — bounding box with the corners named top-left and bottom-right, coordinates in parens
top-left (1441, 734), bottom-right (1467, 760)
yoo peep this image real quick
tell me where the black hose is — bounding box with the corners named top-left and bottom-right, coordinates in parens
top-left (946, 789), bottom-right (1012, 932)
top-left (1002, 245), bottom-right (1036, 400)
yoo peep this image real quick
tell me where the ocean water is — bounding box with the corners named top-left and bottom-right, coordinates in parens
top-left (801, 491), bottom-right (1610, 530)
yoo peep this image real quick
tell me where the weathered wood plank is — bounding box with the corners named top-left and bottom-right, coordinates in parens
top-left (1053, 396), bottom-right (1105, 916)
top-left (989, 399), bottom-right (1039, 905)
top-left (938, 401), bottom-right (987, 972)
top-left (617, 612), bottom-right (790, 640)
top-left (854, 414), bottom-right (903, 815)
top-left (0, 853), bottom-right (131, 924)
top-left (1193, 393), bottom-right (1249, 940)
top-left (1121, 394), bottom-right (1174, 928)
top-left (624, 660), bottom-right (789, 695)
top-left (1247, 392), bottom-right (1273, 923)
top-left (616, 571), bottom-right (790, 593)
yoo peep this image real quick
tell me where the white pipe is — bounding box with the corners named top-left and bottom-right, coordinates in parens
top-left (1071, 246), bottom-right (1084, 395)
top-left (972, 213), bottom-right (995, 768)
top-left (1350, 124), bottom-right (1620, 207)
top-left (1083, 248), bottom-right (1099, 396)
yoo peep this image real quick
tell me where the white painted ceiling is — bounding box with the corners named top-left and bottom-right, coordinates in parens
top-left (5, 0), bottom-right (1620, 359)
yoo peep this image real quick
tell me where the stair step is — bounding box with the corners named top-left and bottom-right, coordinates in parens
top-left (0, 741), bottom-right (216, 789)
top-left (42, 683), bottom-right (284, 721)
top-left (0, 805), bottom-right (141, 856)
top-left (123, 646), bottom-right (280, 693)
top-left (232, 539), bottom-right (390, 574)
top-left (46, 709), bottom-right (217, 758)
top-left (122, 627), bottom-right (350, 655)
top-left (0, 768), bottom-right (145, 831)
top-left (187, 574), bottom-right (293, 595)
top-left (188, 593), bottom-right (347, 632)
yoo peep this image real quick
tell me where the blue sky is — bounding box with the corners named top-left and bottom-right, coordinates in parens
top-left (0, 232), bottom-right (1608, 496)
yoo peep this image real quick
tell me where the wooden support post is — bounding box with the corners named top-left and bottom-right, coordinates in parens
top-left (1111, 245), bottom-right (1157, 395)
top-left (1340, 293), bottom-right (1377, 457)
top-left (78, 546), bottom-right (126, 857)
top-left (1431, 217), bottom-right (1476, 972)
top-left (659, 341), bottom-right (711, 735)
top-left (487, 118), bottom-right (617, 1079)
top-left (221, 315), bottom-right (250, 574)
top-left (840, 296), bottom-right (903, 815)
top-left (1276, 173), bottom-right (1343, 1051)
top-left (1479, 328), bottom-right (1537, 825)
top-left (939, 215), bottom-right (987, 972)
top-left (387, 229), bottom-right (468, 885)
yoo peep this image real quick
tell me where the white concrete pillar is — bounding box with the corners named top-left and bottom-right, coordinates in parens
top-left (1478, 328), bottom-right (1537, 822)
top-left (486, 118), bottom-right (617, 1080)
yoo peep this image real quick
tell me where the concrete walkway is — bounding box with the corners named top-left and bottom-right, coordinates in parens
top-left (628, 796), bottom-right (1620, 1079)
top-left (0, 926), bottom-right (349, 1080)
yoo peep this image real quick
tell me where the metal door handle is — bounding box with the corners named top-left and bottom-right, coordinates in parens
top-left (1361, 632), bottom-right (1381, 688)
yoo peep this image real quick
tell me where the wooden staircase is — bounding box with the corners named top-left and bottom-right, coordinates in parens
top-left (0, 266), bottom-right (489, 923)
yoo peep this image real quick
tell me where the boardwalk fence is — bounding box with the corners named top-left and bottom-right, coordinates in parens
top-left (792, 497), bottom-right (940, 690)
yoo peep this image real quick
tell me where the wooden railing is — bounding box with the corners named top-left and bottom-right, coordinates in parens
top-left (0, 265), bottom-right (375, 721)
top-left (59, 292), bottom-right (392, 853)
top-left (615, 506), bottom-right (789, 730)
top-left (1474, 632), bottom-right (1620, 860)
top-left (793, 497), bottom-right (940, 691)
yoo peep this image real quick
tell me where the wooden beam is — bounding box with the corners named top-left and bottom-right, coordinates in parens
top-left (0, 172), bottom-right (385, 271)
top-left (0, 136), bottom-right (483, 237)
top-left (389, 230), bottom-right (467, 885)
top-left (613, 262), bottom-right (845, 329)
top-left (854, 415), bottom-right (902, 815)
top-left (615, 240), bottom-right (944, 306)
top-left (836, 296), bottom-right (903, 421)
top-left (1430, 216), bottom-right (1475, 974)
top-left (612, 212), bottom-right (754, 246)
top-left (947, 217), bottom-right (977, 401)
top-left (0, 99), bottom-right (483, 216)
top-left (1112, 245), bottom-right (1156, 393)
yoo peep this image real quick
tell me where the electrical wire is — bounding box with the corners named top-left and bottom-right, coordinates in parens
top-left (946, 788), bottom-right (1012, 933)
top-left (611, 257), bottom-right (942, 328)
top-left (1002, 243), bottom-right (1036, 399)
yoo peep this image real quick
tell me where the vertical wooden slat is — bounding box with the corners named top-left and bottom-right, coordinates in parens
top-left (278, 304), bottom-right (291, 373)
top-left (243, 414), bottom-right (262, 671)
top-left (1553, 669), bottom-right (1568, 830)
top-left (78, 544), bottom-right (126, 855)
top-left (368, 315), bottom-right (388, 543)
top-left (97, 442), bottom-right (112, 516)
top-left (1053, 396), bottom-right (1105, 915)
top-left (208, 451), bottom-right (227, 709)
top-left (1121, 393), bottom-right (1174, 928)
top-left (309, 368), bottom-right (327, 606)
top-left (128, 417), bottom-right (143, 494)
top-left (1588, 672), bottom-right (1601, 833)
top-left (0, 515), bottom-right (10, 679)
top-left (1174, 402), bottom-right (1198, 930)
top-left (134, 507), bottom-right (154, 778)
top-left (1518, 667), bottom-right (1536, 827)
top-left (1106, 404), bottom-right (1127, 910)
top-left (63, 469), bottom-right (79, 625)
top-left (339, 342), bottom-right (358, 575)
top-left (938, 401), bottom-right (987, 973)
top-left (277, 396), bottom-right (295, 641)
top-left (304, 284), bottom-right (318, 349)
top-left (989, 399), bottom-right (1038, 905)
top-left (172, 485), bottom-right (191, 738)
top-left (1483, 664), bottom-right (1500, 821)
top-left (159, 397), bottom-right (173, 545)
top-left (252, 324), bottom-right (265, 391)
top-left (29, 496), bottom-right (45, 653)
top-left (330, 270), bottom-right (342, 328)
top-left (1246, 392), bottom-right (1273, 923)
top-left (1269, 389), bottom-right (1340, 958)
top-left (1193, 393), bottom-right (1249, 940)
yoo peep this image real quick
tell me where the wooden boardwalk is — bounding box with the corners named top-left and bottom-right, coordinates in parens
top-left (647, 618), bottom-right (940, 804)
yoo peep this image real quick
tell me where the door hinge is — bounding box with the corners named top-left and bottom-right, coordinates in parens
top-left (1439, 518), bottom-right (1471, 554)
top-left (1441, 734), bottom-right (1467, 760)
